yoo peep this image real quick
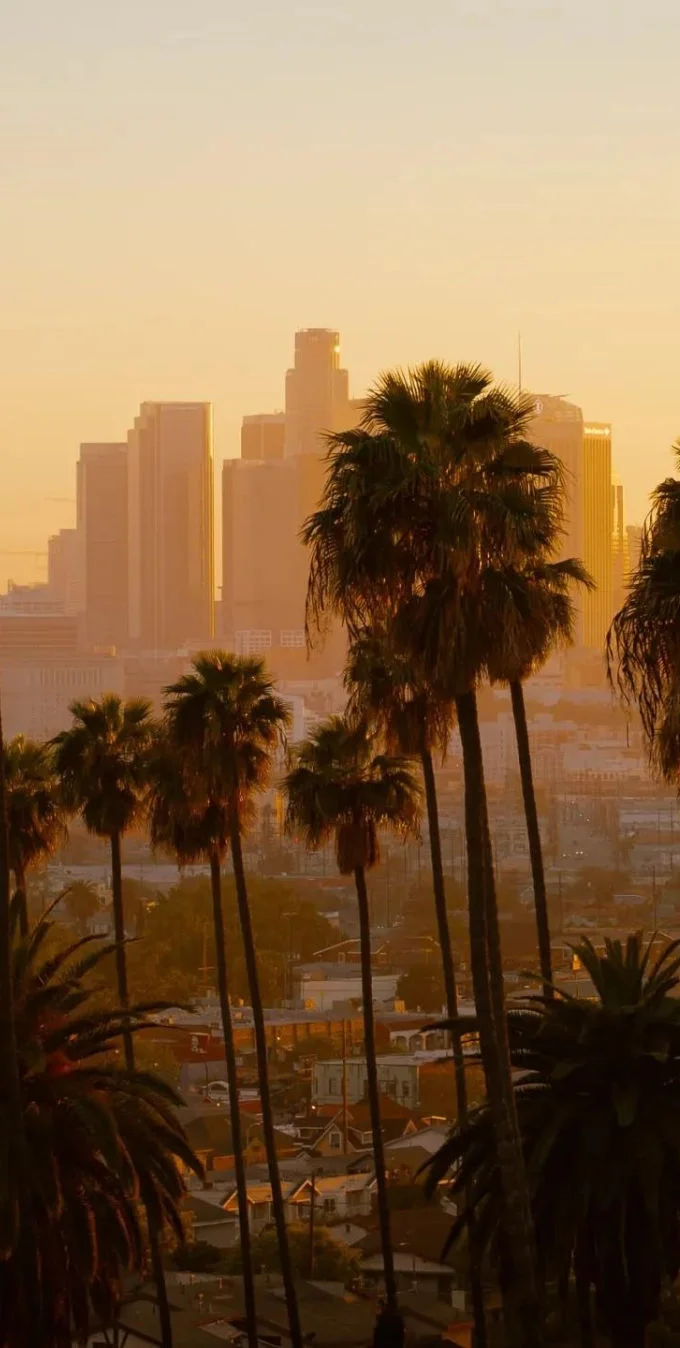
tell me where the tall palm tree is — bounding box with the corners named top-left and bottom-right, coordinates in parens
top-left (482, 559), bottom-right (593, 994)
top-left (284, 716), bottom-right (421, 1313)
top-left (345, 627), bottom-right (487, 1340)
top-left (426, 933), bottom-right (680, 1348)
top-left (148, 733), bottom-right (258, 1348)
top-left (344, 630), bottom-right (467, 1102)
top-left (162, 652), bottom-right (303, 1348)
top-left (2, 913), bottom-right (200, 1347)
top-left (52, 695), bottom-right (153, 1069)
top-left (51, 695), bottom-right (176, 1345)
top-left (0, 690), bottom-right (24, 1269)
top-left (304, 361), bottom-right (557, 1345)
top-left (608, 441), bottom-right (680, 781)
top-left (3, 735), bottom-right (66, 937)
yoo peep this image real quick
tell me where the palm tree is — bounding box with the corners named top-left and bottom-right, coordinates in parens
top-left (3, 735), bottom-right (66, 936)
top-left (284, 716), bottom-right (421, 1313)
top-left (148, 732), bottom-right (258, 1348)
top-left (0, 691), bottom-right (23, 1269)
top-left (303, 361), bottom-right (557, 1346)
top-left (162, 651), bottom-right (302, 1348)
top-left (608, 442), bottom-right (680, 781)
top-left (1, 913), bottom-right (200, 1347)
top-left (426, 933), bottom-right (680, 1348)
top-left (51, 695), bottom-right (177, 1344)
top-left (482, 559), bottom-right (593, 994)
top-left (52, 695), bottom-right (153, 1069)
top-left (344, 631), bottom-right (467, 1101)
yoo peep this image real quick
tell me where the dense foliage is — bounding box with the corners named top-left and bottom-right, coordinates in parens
top-left (0, 910), bottom-right (200, 1347)
top-left (426, 934), bottom-right (680, 1348)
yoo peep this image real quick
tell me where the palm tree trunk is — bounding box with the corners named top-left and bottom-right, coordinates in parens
top-left (209, 850), bottom-right (258, 1348)
top-left (229, 814), bottom-right (303, 1348)
top-left (14, 861), bottom-right (27, 940)
top-left (420, 748), bottom-right (467, 1105)
top-left (110, 830), bottom-right (133, 1072)
top-left (420, 747), bottom-right (487, 1347)
top-left (0, 691), bottom-right (23, 1252)
top-left (455, 689), bottom-right (542, 1348)
top-left (110, 830), bottom-right (173, 1347)
top-left (353, 864), bottom-right (398, 1312)
top-left (509, 679), bottom-right (552, 997)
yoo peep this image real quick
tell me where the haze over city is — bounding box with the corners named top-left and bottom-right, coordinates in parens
top-left (4, 0), bottom-right (680, 588)
top-left (5, 5), bottom-right (680, 1348)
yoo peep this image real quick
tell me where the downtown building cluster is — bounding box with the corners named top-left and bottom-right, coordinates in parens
top-left (0, 331), bottom-right (637, 739)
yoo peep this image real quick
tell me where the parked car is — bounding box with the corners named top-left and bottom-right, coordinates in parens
top-left (203, 1081), bottom-right (230, 1105)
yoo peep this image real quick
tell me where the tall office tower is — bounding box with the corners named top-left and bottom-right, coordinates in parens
top-left (222, 457), bottom-right (301, 651)
top-left (611, 479), bottom-right (628, 617)
top-left (627, 524), bottom-right (643, 581)
top-left (284, 328), bottom-right (352, 457)
top-left (128, 402), bottom-right (214, 650)
top-left (77, 443), bottom-right (129, 650)
top-left (528, 395), bottom-right (584, 561)
top-left (241, 413), bottom-right (285, 462)
top-left (47, 528), bottom-right (81, 616)
top-left (582, 422), bottom-right (613, 651)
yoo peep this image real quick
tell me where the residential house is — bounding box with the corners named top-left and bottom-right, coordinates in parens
top-left (220, 1173), bottom-right (376, 1237)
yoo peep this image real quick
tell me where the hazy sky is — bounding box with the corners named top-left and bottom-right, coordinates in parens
top-left (2, 0), bottom-right (679, 588)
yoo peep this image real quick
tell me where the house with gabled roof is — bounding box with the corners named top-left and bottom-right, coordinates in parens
top-left (220, 1172), bottom-right (376, 1236)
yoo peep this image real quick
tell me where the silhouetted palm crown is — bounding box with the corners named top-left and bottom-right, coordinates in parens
top-left (163, 652), bottom-right (289, 820)
top-left (305, 361), bottom-right (563, 655)
top-left (609, 442), bottom-right (680, 780)
top-left (0, 914), bottom-right (199, 1347)
top-left (284, 717), bottom-right (420, 873)
top-left (52, 695), bottom-right (153, 837)
top-left (3, 735), bottom-right (66, 880)
top-left (344, 629), bottom-right (453, 759)
top-left (148, 730), bottom-right (230, 863)
top-left (426, 934), bottom-right (680, 1333)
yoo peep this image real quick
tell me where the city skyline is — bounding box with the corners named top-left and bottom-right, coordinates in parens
top-left (3, 2), bottom-right (680, 589)
top-left (2, 330), bottom-right (638, 608)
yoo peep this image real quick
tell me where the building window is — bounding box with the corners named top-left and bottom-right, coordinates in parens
top-left (329, 1129), bottom-right (341, 1150)
top-left (280, 629), bottom-right (305, 648)
top-left (235, 630), bottom-right (272, 655)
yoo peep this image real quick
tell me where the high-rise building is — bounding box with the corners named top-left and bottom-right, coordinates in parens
top-left (47, 528), bottom-right (81, 616)
top-left (77, 443), bottom-right (129, 650)
top-left (528, 395), bottom-right (584, 562)
top-left (284, 328), bottom-right (353, 457)
top-left (582, 422), bottom-right (613, 651)
top-left (222, 331), bottom-right (357, 674)
top-left (241, 413), bottom-right (285, 462)
top-left (627, 524), bottom-right (643, 581)
top-left (128, 403), bottom-right (214, 650)
top-left (612, 479), bottom-right (627, 617)
top-left (222, 457), bottom-right (301, 647)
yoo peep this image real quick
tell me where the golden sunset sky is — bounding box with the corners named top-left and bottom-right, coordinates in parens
top-left (2, 0), bottom-right (679, 588)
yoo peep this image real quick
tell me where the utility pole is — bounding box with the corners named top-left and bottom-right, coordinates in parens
top-left (309, 1171), bottom-right (317, 1278)
top-left (342, 1019), bottom-right (349, 1157)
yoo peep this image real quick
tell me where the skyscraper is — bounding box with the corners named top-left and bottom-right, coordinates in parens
top-left (284, 328), bottom-right (352, 457)
top-left (582, 422), bottom-right (613, 651)
top-left (127, 402), bottom-right (214, 650)
top-left (222, 330), bottom-right (358, 673)
top-left (528, 395), bottom-right (584, 562)
top-left (77, 443), bottom-right (129, 650)
top-left (627, 524), bottom-right (643, 581)
top-left (241, 413), bottom-right (285, 462)
top-left (612, 478), bottom-right (627, 617)
top-left (47, 528), bottom-right (81, 616)
top-left (222, 456), bottom-right (301, 650)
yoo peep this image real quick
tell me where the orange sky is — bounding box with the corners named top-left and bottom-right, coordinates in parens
top-left (2, 1), bottom-right (679, 589)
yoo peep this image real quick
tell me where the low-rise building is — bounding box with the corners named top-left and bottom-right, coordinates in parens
top-left (294, 962), bottom-right (398, 1011)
